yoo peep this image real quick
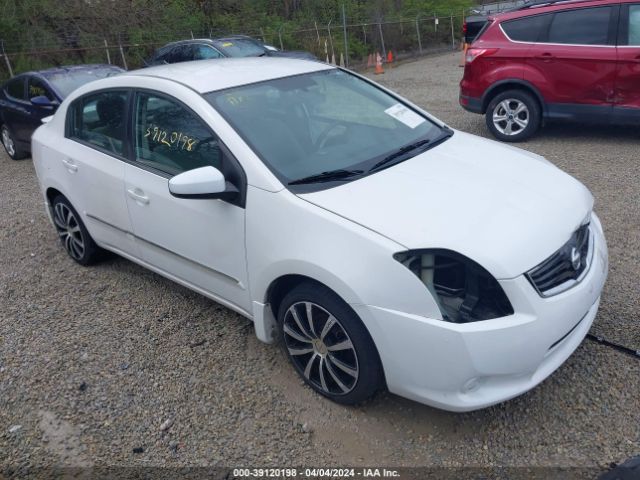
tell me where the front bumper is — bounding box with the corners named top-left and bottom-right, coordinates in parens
top-left (353, 216), bottom-right (608, 412)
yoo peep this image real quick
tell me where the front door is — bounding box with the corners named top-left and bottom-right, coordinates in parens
top-left (25, 76), bottom-right (58, 137)
top-left (614, 3), bottom-right (640, 123)
top-left (525, 5), bottom-right (618, 120)
top-left (2, 76), bottom-right (31, 145)
top-left (124, 90), bottom-right (250, 312)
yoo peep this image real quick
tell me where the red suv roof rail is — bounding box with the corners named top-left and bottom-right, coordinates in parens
top-left (511, 0), bottom-right (605, 11)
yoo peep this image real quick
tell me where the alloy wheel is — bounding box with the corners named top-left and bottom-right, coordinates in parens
top-left (283, 301), bottom-right (359, 395)
top-left (1, 127), bottom-right (15, 157)
top-left (53, 202), bottom-right (85, 260)
top-left (492, 99), bottom-right (530, 136)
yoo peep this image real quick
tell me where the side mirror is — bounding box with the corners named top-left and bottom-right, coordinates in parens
top-left (168, 166), bottom-right (238, 200)
top-left (30, 96), bottom-right (57, 109)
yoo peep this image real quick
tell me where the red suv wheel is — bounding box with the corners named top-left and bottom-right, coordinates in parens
top-left (485, 90), bottom-right (541, 142)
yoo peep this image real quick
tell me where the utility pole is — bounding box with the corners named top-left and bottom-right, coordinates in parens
top-left (342, 3), bottom-right (349, 68)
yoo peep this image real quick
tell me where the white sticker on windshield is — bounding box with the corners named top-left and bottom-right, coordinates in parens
top-left (384, 104), bottom-right (425, 129)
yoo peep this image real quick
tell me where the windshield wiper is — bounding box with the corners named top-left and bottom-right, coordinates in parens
top-left (368, 138), bottom-right (433, 173)
top-left (288, 169), bottom-right (364, 186)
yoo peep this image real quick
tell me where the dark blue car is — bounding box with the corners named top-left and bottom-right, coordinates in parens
top-left (0, 64), bottom-right (124, 160)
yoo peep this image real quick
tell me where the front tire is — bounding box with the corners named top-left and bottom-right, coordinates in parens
top-left (1, 124), bottom-right (27, 160)
top-left (51, 195), bottom-right (104, 265)
top-left (485, 90), bottom-right (541, 142)
top-left (277, 282), bottom-right (383, 405)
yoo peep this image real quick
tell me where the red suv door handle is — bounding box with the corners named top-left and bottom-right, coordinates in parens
top-left (535, 53), bottom-right (555, 62)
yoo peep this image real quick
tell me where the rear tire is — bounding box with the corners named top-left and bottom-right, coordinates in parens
top-left (485, 89), bottom-right (541, 142)
top-left (1, 124), bottom-right (27, 160)
top-left (51, 195), bottom-right (105, 265)
top-left (277, 282), bottom-right (384, 405)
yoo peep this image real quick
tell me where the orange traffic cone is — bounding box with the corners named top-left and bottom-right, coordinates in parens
top-left (387, 50), bottom-right (394, 65)
top-left (460, 43), bottom-right (469, 67)
top-left (375, 52), bottom-right (384, 75)
top-left (367, 53), bottom-right (373, 69)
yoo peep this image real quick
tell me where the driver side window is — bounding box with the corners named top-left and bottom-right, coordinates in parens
top-left (134, 92), bottom-right (221, 176)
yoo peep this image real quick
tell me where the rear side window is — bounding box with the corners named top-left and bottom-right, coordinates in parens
top-left (134, 92), bottom-right (222, 176)
top-left (6, 78), bottom-right (26, 100)
top-left (501, 14), bottom-right (551, 42)
top-left (547, 7), bottom-right (613, 45)
top-left (472, 20), bottom-right (492, 42)
top-left (69, 90), bottom-right (128, 156)
top-left (629, 5), bottom-right (640, 45)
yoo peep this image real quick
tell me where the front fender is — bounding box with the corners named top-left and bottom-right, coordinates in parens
top-left (246, 187), bottom-right (443, 341)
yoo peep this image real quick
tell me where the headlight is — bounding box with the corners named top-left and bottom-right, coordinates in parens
top-left (394, 249), bottom-right (514, 323)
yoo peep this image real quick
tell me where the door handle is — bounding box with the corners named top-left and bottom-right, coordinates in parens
top-left (127, 188), bottom-right (150, 205)
top-left (62, 158), bottom-right (78, 173)
top-left (535, 53), bottom-right (554, 62)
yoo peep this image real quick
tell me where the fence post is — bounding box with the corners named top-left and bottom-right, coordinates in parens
top-left (1, 40), bottom-right (14, 78)
top-left (342, 3), bottom-right (349, 68)
top-left (314, 22), bottom-right (320, 45)
top-left (103, 39), bottom-right (111, 65)
top-left (434, 12), bottom-right (438, 33)
top-left (450, 15), bottom-right (455, 49)
top-left (377, 21), bottom-right (386, 60)
top-left (118, 35), bottom-right (128, 70)
top-left (415, 15), bottom-right (422, 54)
top-left (327, 21), bottom-right (335, 60)
top-left (278, 26), bottom-right (284, 50)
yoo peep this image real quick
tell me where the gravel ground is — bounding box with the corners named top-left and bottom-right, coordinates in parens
top-left (1, 52), bottom-right (638, 475)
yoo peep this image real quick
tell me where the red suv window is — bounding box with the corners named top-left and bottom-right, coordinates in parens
top-left (501, 14), bottom-right (551, 42)
top-left (547, 6), bottom-right (613, 45)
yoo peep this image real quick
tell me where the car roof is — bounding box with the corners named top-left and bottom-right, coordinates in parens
top-left (162, 39), bottom-right (215, 47)
top-left (31, 64), bottom-right (122, 77)
top-left (492, 0), bottom-right (622, 21)
top-left (125, 57), bottom-right (333, 94)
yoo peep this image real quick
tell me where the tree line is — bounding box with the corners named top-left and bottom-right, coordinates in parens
top-left (0, 0), bottom-right (471, 76)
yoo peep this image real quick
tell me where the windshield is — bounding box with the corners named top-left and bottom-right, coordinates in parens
top-left (211, 38), bottom-right (266, 57)
top-left (43, 67), bottom-right (123, 98)
top-left (205, 69), bottom-right (445, 190)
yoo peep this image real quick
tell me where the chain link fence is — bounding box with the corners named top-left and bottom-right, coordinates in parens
top-left (0, 12), bottom-right (465, 82)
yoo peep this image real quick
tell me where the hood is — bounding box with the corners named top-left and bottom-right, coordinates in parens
top-left (299, 131), bottom-right (593, 279)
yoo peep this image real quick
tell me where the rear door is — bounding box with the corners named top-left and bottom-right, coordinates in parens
top-left (525, 5), bottom-right (619, 120)
top-left (63, 89), bottom-right (139, 257)
top-left (614, 3), bottom-right (640, 123)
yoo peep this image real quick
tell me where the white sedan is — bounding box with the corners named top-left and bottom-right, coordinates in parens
top-left (31, 58), bottom-right (608, 411)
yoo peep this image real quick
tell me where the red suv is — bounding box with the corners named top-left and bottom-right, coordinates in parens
top-left (460, 0), bottom-right (640, 141)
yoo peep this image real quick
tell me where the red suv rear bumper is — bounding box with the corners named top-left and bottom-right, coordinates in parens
top-left (459, 93), bottom-right (483, 114)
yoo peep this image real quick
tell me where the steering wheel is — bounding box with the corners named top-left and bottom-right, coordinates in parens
top-left (315, 123), bottom-right (348, 151)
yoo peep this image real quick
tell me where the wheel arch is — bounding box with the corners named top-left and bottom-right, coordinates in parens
top-left (481, 79), bottom-right (545, 116)
top-left (45, 186), bottom-right (65, 206)
top-left (264, 272), bottom-right (388, 390)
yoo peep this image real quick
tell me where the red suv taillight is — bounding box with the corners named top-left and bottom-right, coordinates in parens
top-left (466, 48), bottom-right (498, 64)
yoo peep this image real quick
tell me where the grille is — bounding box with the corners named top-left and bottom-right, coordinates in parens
top-left (527, 224), bottom-right (592, 297)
